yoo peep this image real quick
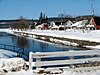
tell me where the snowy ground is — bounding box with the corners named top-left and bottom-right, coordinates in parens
top-left (27, 29), bottom-right (100, 42)
top-left (5, 67), bottom-right (100, 75)
top-left (0, 49), bottom-right (17, 58)
top-left (1, 29), bottom-right (100, 75)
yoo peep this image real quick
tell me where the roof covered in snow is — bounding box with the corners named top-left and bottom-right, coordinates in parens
top-left (72, 20), bottom-right (88, 27)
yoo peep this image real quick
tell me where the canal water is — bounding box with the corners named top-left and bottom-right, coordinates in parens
top-left (0, 32), bottom-right (87, 60)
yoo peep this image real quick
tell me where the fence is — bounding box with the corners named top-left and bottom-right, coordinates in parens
top-left (29, 50), bottom-right (100, 70)
top-left (0, 44), bottom-right (24, 57)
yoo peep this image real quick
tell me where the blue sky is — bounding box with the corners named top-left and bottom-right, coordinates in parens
top-left (0, 0), bottom-right (99, 20)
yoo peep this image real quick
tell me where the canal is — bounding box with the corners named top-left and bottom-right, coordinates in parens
top-left (0, 32), bottom-right (88, 60)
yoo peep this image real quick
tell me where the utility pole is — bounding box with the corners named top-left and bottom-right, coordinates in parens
top-left (63, 10), bottom-right (65, 17)
top-left (91, 0), bottom-right (94, 16)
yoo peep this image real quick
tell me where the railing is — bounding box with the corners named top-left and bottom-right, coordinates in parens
top-left (29, 50), bottom-right (100, 70)
top-left (0, 44), bottom-right (24, 57)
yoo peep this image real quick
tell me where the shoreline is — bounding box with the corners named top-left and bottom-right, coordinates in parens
top-left (33, 34), bottom-right (100, 49)
top-left (9, 29), bottom-right (100, 50)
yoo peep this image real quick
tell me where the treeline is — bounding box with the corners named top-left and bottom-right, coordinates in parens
top-left (2, 11), bottom-right (99, 30)
top-left (11, 16), bottom-right (29, 30)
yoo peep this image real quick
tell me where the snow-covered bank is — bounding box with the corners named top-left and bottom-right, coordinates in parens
top-left (29, 29), bottom-right (100, 49)
top-left (9, 29), bottom-right (100, 49)
top-left (0, 29), bottom-right (9, 32)
top-left (28, 29), bottom-right (100, 43)
top-left (0, 49), bottom-right (25, 75)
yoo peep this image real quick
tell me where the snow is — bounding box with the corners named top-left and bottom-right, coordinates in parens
top-left (0, 49), bottom-right (17, 58)
top-left (86, 24), bottom-right (95, 27)
top-left (0, 49), bottom-right (25, 75)
top-left (0, 29), bottom-right (9, 32)
top-left (5, 67), bottom-right (100, 75)
top-left (6, 70), bottom-right (34, 75)
top-left (72, 20), bottom-right (83, 27)
top-left (1, 28), bottom-right (100, 75)
top-left (71, 20), bottom-right (87, 28)
top-left (25, 29), bottom-right (100, 43)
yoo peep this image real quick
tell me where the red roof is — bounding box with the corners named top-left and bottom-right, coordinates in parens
top-left (90, 18), bottom-right (96, 27)
top-left (90, 17), bottom-right (100, 30)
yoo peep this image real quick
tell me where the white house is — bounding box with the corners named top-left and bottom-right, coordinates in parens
top-left (50, 22), bottom-right (61, 30)
top-left (72, 20), bottom-right (88, 29)
top-left (64, 20), bottom-right (73, 29)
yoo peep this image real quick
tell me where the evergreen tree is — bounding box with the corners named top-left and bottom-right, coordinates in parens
top-left (39, 12), bottom-right (48, 24)
top-left (43, 13), bottom-right (45, 19)
top-left (45, 16), bottom-right (48, 23)
top-left (39, 12), bottom-right (43, 24)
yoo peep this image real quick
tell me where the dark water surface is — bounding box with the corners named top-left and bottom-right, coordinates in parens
top-left (0, 32), bottom-right (87, 60)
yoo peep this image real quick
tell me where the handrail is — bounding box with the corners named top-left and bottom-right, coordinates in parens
top-left (0, 43), bottom-right (24, 57)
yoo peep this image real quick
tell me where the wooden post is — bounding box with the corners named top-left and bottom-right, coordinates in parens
top-left (35, 52), bottom-right (41, 71)
top-left (29, 52), bottom-right (33, 70)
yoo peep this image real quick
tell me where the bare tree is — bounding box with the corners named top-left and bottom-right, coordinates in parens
top-left (11, 16), bottom-right (29, 30)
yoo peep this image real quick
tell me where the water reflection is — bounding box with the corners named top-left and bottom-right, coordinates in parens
top-left (11, 35), bottom-right (28, 48)
top-left (39, 42), bottom-right (48, 52)
top-left (10, 35), bottom-right (84, 53)
top-left (17, 36), bottom-right (28, 48)
top-left (0, 32), bottom-right (8, 36)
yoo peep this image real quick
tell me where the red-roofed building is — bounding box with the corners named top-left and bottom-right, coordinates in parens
top-left (90, 17), bottom-right (100, 30)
